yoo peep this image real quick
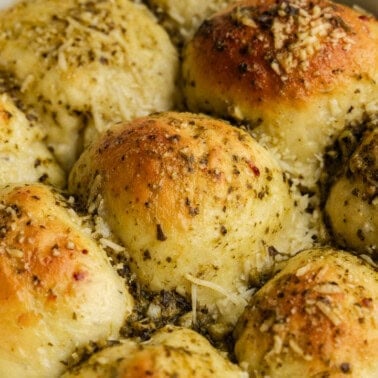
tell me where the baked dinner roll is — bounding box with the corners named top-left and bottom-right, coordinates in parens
top-left (69, 111), bottom-right (313, 324)
top-left (0, 91), bottom-right (65, 187)
top-left (234, 248), bottom-right (378, 377)
top-left (63, 326), bottom-right (246, 377)
top-left (145, 0), bottom-right (235, 44)
top-left (182, 0), bottom-right (378, 188)
top-left (0, 0), bottom-right (179, 170)
top-left (325, 125), bottom-right (377, 257)
top-left (0, 183), bottom-right (134, 378)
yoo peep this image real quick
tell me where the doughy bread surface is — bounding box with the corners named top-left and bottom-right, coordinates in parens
top-left (325, 126), bottom-right (377, 256)
top-left (182, 0), bottom-right (378, 187)
top-left (69, 111), bottom-right (311, 323)
top-left (234, 248), bottom-right (378, 378)
top-left (0, 0), bottom-right (179, 170)
top-left (0, 183), bottom-right (134, 377)
top-left (63, 326), bottom-right (246, 377)
top-left (0, 0), bottom-right (376, 376)
top-left (0, 93), bottom-right (65, 187)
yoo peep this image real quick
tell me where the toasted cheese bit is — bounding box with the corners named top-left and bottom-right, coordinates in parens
top-left (268, 0), bottom-right (355, 76)
top-left (6, 247), bottom-right (23, 258)
top-left (259, 315), bottom-right (275, 332)
top-left (316, 300), bottom-right (342, 326)
top-left (271, 334), bottom-right (283, 355)
top-left (288, 339), bottom-right (305, 356)
top-left (313, 282), bottom-right (342, 294)
top-left (295, 263), bottom-right (312, 276)
top-left (52, 247), bottom-right (61, 257)
top-left (66, 240), bottom-right (76, 250)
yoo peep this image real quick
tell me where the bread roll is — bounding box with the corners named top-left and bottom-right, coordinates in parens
top-left (0, 0), bottom-right (179, 170)
top-left (0, 91), bottom-right (65, 187)
top-left (325, 126), bottom-right (377, 256)
top-left (234, 248), bottom-right (378, 377)
top-left (182, 0), bottom-right (378, 188)
top-left (0, 183), bottom-right (134, 377)
top-left (69, 111), bottom-right (312, 323)
top-left (63, 326), bottom-right (246, 377)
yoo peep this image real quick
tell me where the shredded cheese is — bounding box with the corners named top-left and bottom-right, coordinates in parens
top-left (185, 273), bottom-right (247, 307)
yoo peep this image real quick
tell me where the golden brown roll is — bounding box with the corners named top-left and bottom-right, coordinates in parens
top-left (0, 183), bottom-right (134, 377)
top-left (0, 0), bottom-right (179, 170)
top-left (234, 247), bottom-right (378, 377)
top-left (0, 92), bottom-right (65, 187)
top-left (69, 111), bottom-right (313, 324)
top-left (182, 0), bottom-right (378, 187)
top-left (63, 325), bottom-right (247, 377)
top-left (325, 125), bottom-right (377, 256)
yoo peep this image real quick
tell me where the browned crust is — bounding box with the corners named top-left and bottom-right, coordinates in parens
top-left (184, 0), bottom-right (378, 105)
top-left (72, 112), bottom-right (270, 233)
top-left (234, 248), bottom-right (378, 375)
top-left (0, 185), bottom-right (95, 316)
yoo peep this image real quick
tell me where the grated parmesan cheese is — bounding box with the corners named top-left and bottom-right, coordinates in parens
top-left (185, 273), bottom-right (248, 307)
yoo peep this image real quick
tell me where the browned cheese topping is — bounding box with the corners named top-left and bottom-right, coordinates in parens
top-left (0, 186), bottom-right (87, 291)
top-left (234, 249), bottom-right (378, 376)
top-left (186, 0), bottom-right (378, 104)
top-left (227, 0), bottom-right (354, 79)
